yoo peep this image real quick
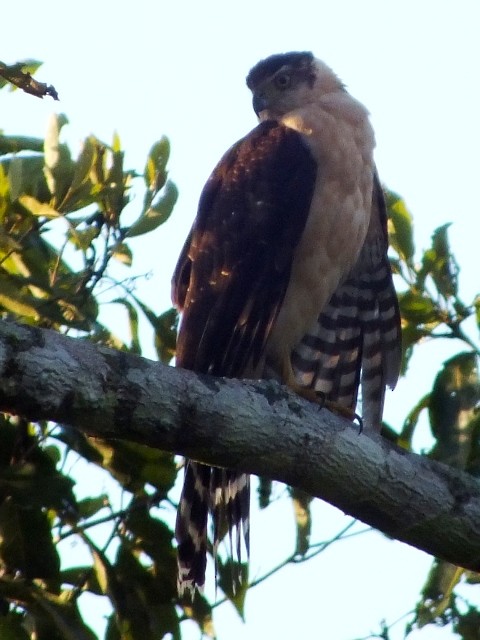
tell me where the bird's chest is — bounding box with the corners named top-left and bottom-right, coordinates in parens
top-left (267, 111), bottom-right (375, 361)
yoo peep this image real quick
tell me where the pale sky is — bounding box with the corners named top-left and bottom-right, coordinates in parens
top-left (3, 1), bottom-right (480, 638)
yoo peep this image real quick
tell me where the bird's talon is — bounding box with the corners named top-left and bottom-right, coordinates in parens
top-left (353, 413), bottom-right (363, 433)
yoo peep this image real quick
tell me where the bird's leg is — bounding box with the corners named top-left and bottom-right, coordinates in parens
top-left (280, 358), bottom-right (359, 424)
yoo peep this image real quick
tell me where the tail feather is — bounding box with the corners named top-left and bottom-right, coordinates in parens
top-left (291, 252), bottom-right (401, 431)
top-left (176, 461), bottom-right (250, 596)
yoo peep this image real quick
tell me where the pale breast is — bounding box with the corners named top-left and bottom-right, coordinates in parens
top-left (265, 100), bottom-right (376, 370)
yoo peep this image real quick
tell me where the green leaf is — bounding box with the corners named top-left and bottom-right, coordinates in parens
top-left (454, 607), bottom-right (480, 640)
top-left (475, 296), bottom-right (480, 334)
top-left (126, 181), bottom-right (178, 238)
top-left (429, 352), bottom-right (480, 469)
top-left (112, 131), bottom-right (121, 154)
top-left (0, 613), bottom-right (30, 640)
top-left (398, 291), bottom-right (438, 325)
top-left (217, 558), bottom-right (249, 620)
top-left (111, 242), bottom-right (132, 266)
top-left (19, 195), bottom-right (61, 218)
top-left (143, 137), bottom-right (170, 192)
top-left (60, 566), bottom-right (103, 596)
top-left (132, 300), bottom-right (177, 364)
top-left (418, 224), bottom-right (459, 300)
top-left (0, 134), bottom-right (44, 155)
top-left (111, 298), bottom-right (141, 354)
top-left (67, 226), bottom-right (100, 252)
top-left (77, 495), bottom-right (109, 520)
top-left (290, 487), bottom-right (312, 556)
top-left (415, 559), bottom-right (463, 628)
top-left (385, 190), bottom-right (415, 262)
top-left (87, 440), bottom-right (177, 495)
top-left (181, 592), bottom-right (215, 638)
top-left (257, 477), bottom-right (272, 509)
top-left (7, 157), bottom-right (24, 201)
top-left (43, 113), bottom-right (74, 203)
top-left (30, 588), bottom-right (98, 640)
top-left (0, 499), bottom-right (60, 579)
top-left (399, 393), bottom-right (431, 449)
top-left (65, 136), bottom-right (97, 195)
top-left (88, 542), bottom-right (179, 640)
top-left (125, 502), bottom-right (177, 587)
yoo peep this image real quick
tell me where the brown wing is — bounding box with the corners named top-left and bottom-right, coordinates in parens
top-left (172, 120), bottom-right (317, 376)
top-left (291, 171), bottom-right (401, 430)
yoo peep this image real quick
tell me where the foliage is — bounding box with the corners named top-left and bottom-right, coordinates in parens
top-left (383, 192), bottom-right (480, 639)
top-left (1, 63), bottom-right (480, 640)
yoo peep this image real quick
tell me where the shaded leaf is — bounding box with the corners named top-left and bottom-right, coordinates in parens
top-left (88, 542), bottom-right (179, 640)
top-left (60, 566), bottom-right (102, 596)
top-left (77, 495), bottom-right (109, 520)
top-left (143, 137), bottom-right (170, 192)
top-left (87, 440), bottom-right (176, 496)
top-left (474, 296), bottom-right (480, 333)
top-left (111, 299), bottom-right (141, 354)
top-left (181, 592), bottom-right (215, 639)
top-left (67, 227), bottom-right (100, 252)
top-left (44, 113), bottom-right (74, 204)
top-left (290, 487), bottom-right (312, 556)
top-left (0, 499), bottom-right (60, 579)
top-left (31, 588), bottom-right (97, 640)
top-left (19, 195), bottom-right (61, 219)
top-left (111, 242), bottom-right (132, 266)
top-left (418, 224), bottom-right (458, 299)
top-left (415, 559), bottom-right (463, 628)
top-left (386, 190), bottom-right (415, 262)
top-left (398, 291), bottom-right (438, 325)
top-left (126, 181), bottom-right (178, 238)
top-left (257, 477), bottom-right (272, 509)
top-left (0, 612), bottom-right (30, 640)
top-left (429, 352), bottom-right (480, 469)
top-left (133, 300), bottom-right (177, 364)
top-left (454, 606), bottom-right (480, 640)
top-left (216, 558), bottom-right (249, 621)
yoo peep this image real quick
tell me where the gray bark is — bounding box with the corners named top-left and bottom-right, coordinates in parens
top-left (0, 319), bottom-right (479, 570)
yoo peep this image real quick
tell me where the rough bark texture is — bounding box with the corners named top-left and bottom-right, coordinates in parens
top-left (0, 319), bottom-right (479, 570)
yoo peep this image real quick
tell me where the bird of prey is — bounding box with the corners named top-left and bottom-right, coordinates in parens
top-left (172, 51), bottom-right (401, 595)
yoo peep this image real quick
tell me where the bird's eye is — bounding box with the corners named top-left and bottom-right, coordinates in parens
top-left (274, 73), bottom-right (291, 90)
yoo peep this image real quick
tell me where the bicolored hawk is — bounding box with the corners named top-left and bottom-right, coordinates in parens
top-left (172, 51), bottom-right (401, 595)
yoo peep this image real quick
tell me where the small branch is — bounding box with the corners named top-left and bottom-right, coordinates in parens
top-left (0, 61), bottom-right (58, 100)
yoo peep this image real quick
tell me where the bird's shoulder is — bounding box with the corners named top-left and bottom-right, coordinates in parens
top-left (173, 121), bottom-right (317, 310)
top-left (172, 121), bottom-right (317, 374)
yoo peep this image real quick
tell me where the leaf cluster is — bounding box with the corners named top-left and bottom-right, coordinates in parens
top-left (0, 83), bottom-right (194, 637)
top-left (382, 191), bottom-right (480, 639)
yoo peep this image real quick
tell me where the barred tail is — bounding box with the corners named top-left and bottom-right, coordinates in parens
top-left (291, 253), bottom-right (401, 432)
top-left (176, 461), bottom-right (210, 595)
top-left (176, 461), bottom-right (250, 596)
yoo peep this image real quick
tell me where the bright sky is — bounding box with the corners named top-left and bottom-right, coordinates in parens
top-left (3, 1), bottom-right (480, 638)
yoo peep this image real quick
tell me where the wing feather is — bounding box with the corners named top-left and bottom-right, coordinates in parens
top-left (173, 121), bottom-right (316, 594)
top-left (172, 120), bottom-right (317, 376)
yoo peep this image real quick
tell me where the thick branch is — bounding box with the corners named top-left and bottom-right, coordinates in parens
top-left (0, 319), bottom-right (479, 570)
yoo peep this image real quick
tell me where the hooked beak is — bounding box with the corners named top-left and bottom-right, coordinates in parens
top-left (252, 93), bottom-right (268, 118)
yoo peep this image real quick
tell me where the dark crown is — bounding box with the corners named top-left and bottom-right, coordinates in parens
top-left (246, 51), bottom-right (314, 89)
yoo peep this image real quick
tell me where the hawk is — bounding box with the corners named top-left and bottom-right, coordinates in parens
top-left (172, 51), bottom-right (401, 595)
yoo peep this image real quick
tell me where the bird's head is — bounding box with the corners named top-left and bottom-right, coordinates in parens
top-left (246, 51), bottom-right (344, 121)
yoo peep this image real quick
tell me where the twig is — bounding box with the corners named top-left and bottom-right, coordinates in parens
top-left (0, 61), bottom-right (58, 100)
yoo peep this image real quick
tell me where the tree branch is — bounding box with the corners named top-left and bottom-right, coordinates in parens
top-left (0, 319), bottom-right (479, 570)
top-left (0, 61), bottom-right (58, 100)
